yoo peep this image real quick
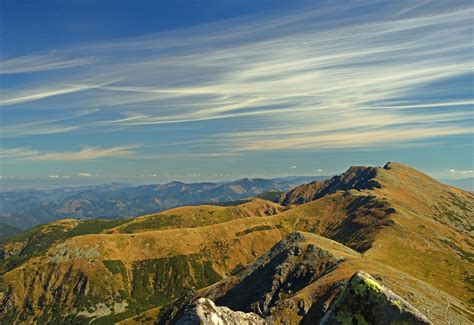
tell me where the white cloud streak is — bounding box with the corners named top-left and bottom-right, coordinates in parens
top-left (0, 80), bottom-right (117, 106)
top-left (0, 54), bottom-right (93, 74)
top-left (0, 148), bottom-right (40, 158)
top-left (0, 145), bottom-right (142, 161)
top-left (449, 169), bottom-right (474, 174)
top-left (0, 0), bottom-right (473, 155)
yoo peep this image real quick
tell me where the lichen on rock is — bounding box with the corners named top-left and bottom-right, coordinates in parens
top-left (320, 271), bottom-right (432, 325)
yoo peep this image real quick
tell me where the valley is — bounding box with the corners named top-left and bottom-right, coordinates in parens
top-left (0, 162), bottom-right (472, 324)
top-left (0, 177), bottom-right (320, 230)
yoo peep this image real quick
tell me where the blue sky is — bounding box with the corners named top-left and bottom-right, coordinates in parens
top-left (0, 0), bottom-right (473, 187)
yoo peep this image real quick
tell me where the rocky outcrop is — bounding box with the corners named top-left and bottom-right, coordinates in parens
top-left (176, 298), bottom-right (266, 325)
top-left (280, 166), bottom-right (380, 206)
top-left (320, 271), bottom-right (432, 325)
top-left (158, 233), bottom-right (439, 325)
top-left (212, 232), bottom-right (344, 315)
top-left (0, 241), bottom-right (27, 260)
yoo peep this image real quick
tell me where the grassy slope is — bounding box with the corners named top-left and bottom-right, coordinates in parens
top-left (0, 199), bottom-right (289, 324)
top-left (362, 163), bottom-right (473, 307)
top-left (0, 224), bottom-right (287, 323)
top-left (0, 218), bottom-right (130, 276)
top-left (270, 162), bottom-right (474, 307)
top-left (120, 163), bottom-right (473, 323)
top-left (0, 162), bottom-right (472, 323)
top-left (108, 198), bottom-right (285, 234)
top-left (232, 232), bottom-right (471, 324)
top-left (123, 232), bottom-right (471, 324)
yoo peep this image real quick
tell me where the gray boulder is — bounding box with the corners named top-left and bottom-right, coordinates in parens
top-left (177, 298), bottom-right (267, 325)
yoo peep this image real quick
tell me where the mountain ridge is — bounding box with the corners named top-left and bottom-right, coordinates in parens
top-left (0, 162), bottom-right (472, 324)
top-left (0, 176), bottom-right (323, 229)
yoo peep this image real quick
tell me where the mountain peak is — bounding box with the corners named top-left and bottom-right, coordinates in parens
top-left (280, 164), bottom-right (380, 206)
top-left (383, 161), bottom-right (397, 170)
top-left (279, 162), bottom-right (454, 207)
top-left (383, 161), bottom-right (415, 171)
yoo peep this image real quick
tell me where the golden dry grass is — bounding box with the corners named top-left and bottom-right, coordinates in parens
top-left (1, 162), bottom-right (472, 323)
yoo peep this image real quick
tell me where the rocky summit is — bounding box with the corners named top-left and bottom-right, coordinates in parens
top-left (0, 162), bottom-right (472, 324)
top-left (176, 298), bottom-right (266, 325)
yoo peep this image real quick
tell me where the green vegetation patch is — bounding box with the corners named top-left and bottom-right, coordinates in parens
top-left (256, 190), bottom-right (284, 202)
top-left (103, 260), bottom-right (128, 280)
top-left (0, 219), bottom-right (128, 274)
top-left (69, 219), bottom-right (128, 236)
top-left (439, 238), bottom-right (474, 263)
top-left (119, 214), bottom-right (183, 233)
top-left (236, 224), bottom-right (281, 236)
top-left (130, 254), bottom-right (221, 310)
top-left (230, 263), bottom-right (245, 276)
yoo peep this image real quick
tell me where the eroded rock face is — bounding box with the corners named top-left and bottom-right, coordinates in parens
top-left (320, 271), bottom-right (432, 325)
top-left (176, 298), bottom-right (266, 325)
top-left (214, 232), bottom-right (342, 316)
top-left (279, 166), bottom-right (380, 206)
top-left (0, 241), bottom-right (27, 260)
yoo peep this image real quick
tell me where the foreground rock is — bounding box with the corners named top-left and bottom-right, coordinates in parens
top-left (154, 232), bottom-right (468, 324)
top-left (210, 232), bottom-right (349, 316)
top-left (321, 271), bottom-right (432, 324)
top-left (176, 298), bottom-right (266, 325)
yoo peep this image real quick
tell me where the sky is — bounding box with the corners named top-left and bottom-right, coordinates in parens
top-left (0, 0), bottom-right (473, 188)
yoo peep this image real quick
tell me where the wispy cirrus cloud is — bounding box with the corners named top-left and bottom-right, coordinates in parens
top-left (0, 148), bottom-right (40, 158)
top-left (0, 80), bottom-right (117, 106)
top-left (0, 54), bottom-right (93, 74)
top-left (225, 126), bottom-right (474, 152)
top-left (0, 145), bottom-right (142, 161)
top-left (0, 109), bottom-right (98, 137)
top-left (0, 0), bottom-right (473, 157)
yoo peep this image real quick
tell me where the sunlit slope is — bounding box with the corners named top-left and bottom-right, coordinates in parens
top-left (355, 162), bottom-right (473, 305)
top-left (276, 162), bottom-right (473, 305)
top-left (129, 232), bottom-right (471, 324)
top-left (0, 218), bottom-right (127, 274)
top-left (108, 198), bottom-right (285, 233)
top-left (0, 162), bottom-right (472, 323)
top-left (0, 202), bottom-right (289, 323)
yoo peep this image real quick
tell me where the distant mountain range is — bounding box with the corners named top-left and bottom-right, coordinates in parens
top-left (0, 162), bottom-right (472, 323)
top-left (0, 176), bottom-right (325, 230)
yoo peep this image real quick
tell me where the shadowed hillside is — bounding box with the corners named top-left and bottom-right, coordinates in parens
top-left (0, 162), bottom-right (472, 324)
top-left (131, 232), bottom-right (470, 324)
